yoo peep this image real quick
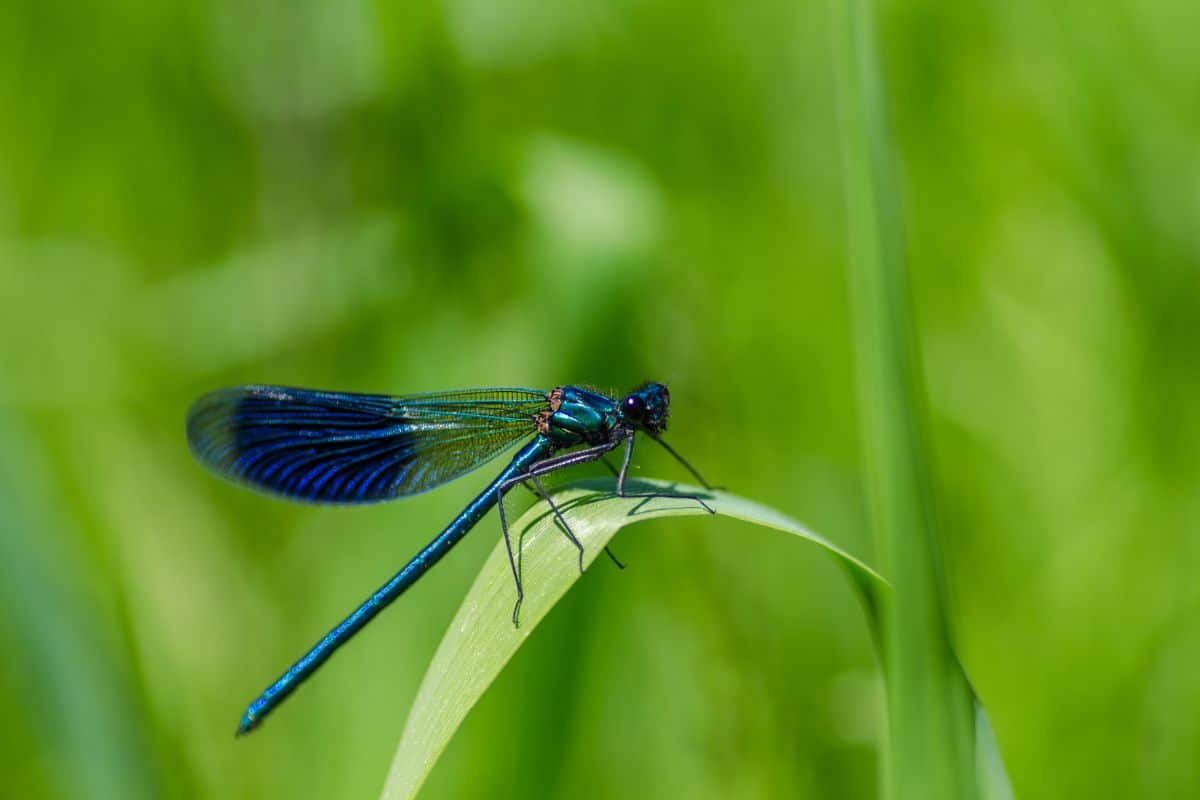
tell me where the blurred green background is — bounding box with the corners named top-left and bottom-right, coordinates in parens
top-left (1, 0), bottom-right (1196, 798)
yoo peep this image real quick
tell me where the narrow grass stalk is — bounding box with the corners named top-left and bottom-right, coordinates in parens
top-left (830, 0), bottom-right (978, 798)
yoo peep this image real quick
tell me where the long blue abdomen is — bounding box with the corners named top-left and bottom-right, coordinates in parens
top-left (238, 436), bottom-right (552, 733)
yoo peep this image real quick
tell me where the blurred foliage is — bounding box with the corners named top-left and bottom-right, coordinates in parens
top-left (0, 0), bottom-right (1195, 798)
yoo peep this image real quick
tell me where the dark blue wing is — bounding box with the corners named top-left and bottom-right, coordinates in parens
top-left (186, 385), bottom-right (548, 504)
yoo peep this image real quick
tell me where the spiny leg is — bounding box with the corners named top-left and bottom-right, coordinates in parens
top-left (649, 434), bottom-right (722, 491)
top-left (494, 439), bottom-right (623, 625)
top-left (619, 434), bottom-right (710, 515)
top-left (495, 483), bottom-right (524, 626)
top-left (497, 444), bottom-right (617, 543)
top-left (518, 477), bottom-right (583, 566)
top-left (522, 472), bottom-right (626, 570)
top-left (498, 444), bottom-right (627, 568)
top-left (526, 472), bottom-right (584, 573)
top-left (520, 440), bottom-right (623, 476)
top-left (495, 440), bottom-right (621, 497)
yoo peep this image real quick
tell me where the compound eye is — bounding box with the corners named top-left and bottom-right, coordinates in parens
top-left (624, 395), bottom-right (647, 421)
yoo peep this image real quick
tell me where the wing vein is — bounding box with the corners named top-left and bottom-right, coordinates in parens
top-left (186, 385), bottom-right (547, 504)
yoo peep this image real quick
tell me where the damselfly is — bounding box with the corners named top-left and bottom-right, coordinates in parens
top-left (186, 382), bottom-right (714, 734)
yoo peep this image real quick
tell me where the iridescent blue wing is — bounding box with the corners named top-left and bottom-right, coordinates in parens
top-left (186, 385), bottom-right (548, 504)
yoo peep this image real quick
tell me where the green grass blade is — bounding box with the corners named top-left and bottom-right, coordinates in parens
top-left (830, 0), bottom-right (981, 797)
top-left (379, 477), bottom-right (886, 800)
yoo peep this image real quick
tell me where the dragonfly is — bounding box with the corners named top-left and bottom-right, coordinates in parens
top-left (186, 382), bottom-right (715, 734)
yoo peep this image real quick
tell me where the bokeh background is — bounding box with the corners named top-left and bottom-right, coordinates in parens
top-left (1, 0), bottom-right (1196, 798)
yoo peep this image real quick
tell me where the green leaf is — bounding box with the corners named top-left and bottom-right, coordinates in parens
top-left (379, 477), bottom-right (886, 800)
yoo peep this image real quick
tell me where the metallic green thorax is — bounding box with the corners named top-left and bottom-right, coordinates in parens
top-left (542, 386), bottom-right (619, 447)
top-left (539, 383), bottom-right (671, 448)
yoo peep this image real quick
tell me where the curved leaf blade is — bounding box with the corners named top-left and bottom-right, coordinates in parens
top-left (380, 477), bottom-right (886, 800)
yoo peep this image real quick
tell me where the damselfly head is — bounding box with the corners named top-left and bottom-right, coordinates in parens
top-left (619, 382), bottom-right (670, 434)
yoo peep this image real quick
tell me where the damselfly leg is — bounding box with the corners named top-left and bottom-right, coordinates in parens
top-left (494, 433), bottom-right (714, 623)
top-left (497, 439), bottom-right (622, 623)
top-left (615, 433), bottom-right (716, 514)
top-left (527, 472), bottom-right (584, 571)
top-left (519, 477), bottom-right (625, 570)
top-left (648, 434), bottom-right (723, 491)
